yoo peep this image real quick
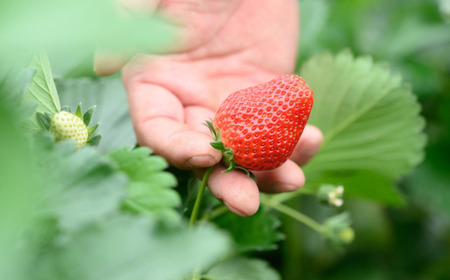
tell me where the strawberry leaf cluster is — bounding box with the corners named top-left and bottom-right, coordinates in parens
top-left (0, 49), bottom-right (427, 280)
top-left (297, 51), bottom-right (426, 205)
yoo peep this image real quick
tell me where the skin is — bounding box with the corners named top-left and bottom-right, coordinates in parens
top-left (95, 0), bottom-right (323, 217)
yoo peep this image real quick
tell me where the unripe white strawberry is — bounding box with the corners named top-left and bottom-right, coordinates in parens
top-left (49, 111), bottom-right (89, 149)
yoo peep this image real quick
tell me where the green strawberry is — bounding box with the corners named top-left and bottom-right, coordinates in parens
top-left (49, 111), bottom-right (88, 149)
top-left (207, 74), bottom-right (313, 172)
top-left (38, 104), bottom-right (100, 149)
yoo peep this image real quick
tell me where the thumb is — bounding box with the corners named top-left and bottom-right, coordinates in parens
top-left (94, 50), bottom-right (132, 76)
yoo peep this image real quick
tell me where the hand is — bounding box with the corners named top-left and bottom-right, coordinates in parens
top-left (95, 0), bottom-right (323, 217)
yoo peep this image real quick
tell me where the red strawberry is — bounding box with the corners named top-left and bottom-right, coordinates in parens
top-left (207, 74), bottom-right (313, 172)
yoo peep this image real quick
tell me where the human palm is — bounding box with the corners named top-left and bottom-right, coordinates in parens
top-left (95, 0), bottom-right (323, 216)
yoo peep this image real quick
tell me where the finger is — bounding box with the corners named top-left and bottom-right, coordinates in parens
top-left (155, 0), bottom-right (241, 53)
top-left (207, 164), bottom-right (260, 217)
top-left (290, 125), bottom-right (323, 166)
top-left (141, 118), bottom-right (221, 169)
top-left (125, 81), bottom-right (221, 169)
top-left (253, 159), bottom-right (305, 193)
top-left (94, 50), bottom-right (132, 76)
top-left (184, 105), bottom-right (216, 134)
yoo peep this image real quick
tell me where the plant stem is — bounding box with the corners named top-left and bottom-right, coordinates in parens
top-left (203, 205), bottom-right (228, 221)
top-left (189, 166), bottom-right (214, 228)
top-left (269, 187), bottom-right (317, 204)
top-left (261, 196), bottom-right (325, 234)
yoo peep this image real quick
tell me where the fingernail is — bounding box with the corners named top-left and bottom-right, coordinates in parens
top-left (224, 202), bottom-right (247, 217)
top-left (188, 156), bottom-right (215, 168)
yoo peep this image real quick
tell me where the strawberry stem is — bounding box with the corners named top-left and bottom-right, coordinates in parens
top-left (261, 195), bottom-right (325, 234)
top-left (189, 165), bottom-right (215, 228)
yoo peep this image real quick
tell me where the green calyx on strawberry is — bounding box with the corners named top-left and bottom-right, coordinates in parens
top-left (206, 120), bottom-right (250, 175)
top-left (37, 104), bottom-right (101, 149)
top-left (207, 74), bottom-right (313, 173)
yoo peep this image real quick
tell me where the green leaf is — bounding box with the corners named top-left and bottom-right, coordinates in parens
top-left (0, 58), bottom-right (35, 102)
top-left (36, 112), bottom-right (51, 130)
top-left (205, 258), bottom-right (280, 280)
top-left (213, 206), bottom-right (283, 252)
top-left (74, 103), bottom-right (83, 119)
top-left (0, 0), bottom-right (175, 62)
top-left (87, 123), bottom-right (99, 138)
top-left (22, 51), bottom-right (61, 132)
top-left (83, 105), bottom-right (96, 126)
top-left (211, 141), bottom-right (225, 151)
top-left (299, 51), bottom-right (426, 202)
top-left (56, 77), bottom-right (136, 153)
top-left (126, 182), bottom-right (180, 208)
top-left (87, 134), bottom-right (101, 146)
top-left (109, 147), bottom-right (173, 183)
top-left (206, 119), bottom-right (219, 140)
top-left (0, 56), bottom-right (38, 127)
top-left (60, 105), bottom-right (71, 113)
top-left (37, 143), bottom-right (126, 231)
top-left (109, 147), bottom-right (180, 222)
top-left (36, 215), bottom-right (231, 280)
top-left (0, 96), bottom-right (43, 280)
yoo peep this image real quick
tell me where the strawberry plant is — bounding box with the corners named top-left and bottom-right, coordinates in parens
top-left (1, 0), bottom-right (448, 279)
top-left (1, 48), bottom-right (426, 279)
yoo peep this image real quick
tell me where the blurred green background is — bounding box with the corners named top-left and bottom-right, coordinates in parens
top-left (283, 0), bottom-right (450, 279)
